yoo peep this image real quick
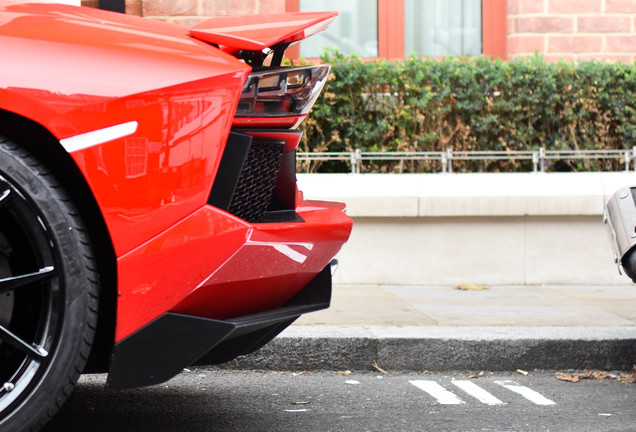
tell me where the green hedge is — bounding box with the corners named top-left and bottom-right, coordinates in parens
top-left (299, 50), bottom-right (636, 173)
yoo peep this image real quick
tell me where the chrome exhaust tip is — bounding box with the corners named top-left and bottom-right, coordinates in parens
top-left (330, 259), bottom-right (339, 276)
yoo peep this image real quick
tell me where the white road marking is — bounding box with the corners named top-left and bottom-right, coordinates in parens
top-left (495, 380), bottom-right (556, 405)
top-left (409, 380), bottom-right (465, 405)
top-left (451, 380), bottom-right (505, 405)
top-left (411, 379), bottom-right (556, 407)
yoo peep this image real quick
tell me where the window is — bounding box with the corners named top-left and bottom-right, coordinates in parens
top-left (404, 0), bottom-right (482, 56)
top-left (299, 0), bottom-right (378, 58)
top-left (287, 0), bottom-right (506, 59)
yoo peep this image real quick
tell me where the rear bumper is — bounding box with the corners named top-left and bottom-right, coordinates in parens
top-left (605, 186), bottom-right (636, 282)
top-left (116, 200), bottom-right (352, 341)
top-left (107, 261), bottom-right (335, 390)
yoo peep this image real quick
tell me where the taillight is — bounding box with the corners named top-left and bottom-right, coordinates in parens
top-left (233, 65), bottom-right (330, 129)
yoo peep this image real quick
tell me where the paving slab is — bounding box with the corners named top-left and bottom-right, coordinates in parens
top-left (295, 284), bottom-right (636, 327)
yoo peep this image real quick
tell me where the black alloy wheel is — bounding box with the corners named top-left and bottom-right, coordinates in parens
top-left (0, 136), bottom-right (99, 432)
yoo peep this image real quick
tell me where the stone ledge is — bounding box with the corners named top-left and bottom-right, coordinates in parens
top-left (297, 172), bottom-right (636, 217)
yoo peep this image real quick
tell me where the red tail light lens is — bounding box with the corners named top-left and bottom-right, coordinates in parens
top-left (234, 65), bottom-right (330, 128)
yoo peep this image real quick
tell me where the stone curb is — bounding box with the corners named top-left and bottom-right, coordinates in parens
top-left (221, 326), bottom-right (636, 372)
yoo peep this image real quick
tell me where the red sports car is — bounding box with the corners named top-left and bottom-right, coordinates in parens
top-left (0, 3), bottom-right (351, 431)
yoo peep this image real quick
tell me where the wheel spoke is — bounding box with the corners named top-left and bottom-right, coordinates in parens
top-left (0, 187), bottom-right (10, 206)
top-left (0, 324), bottom-right (48, 359)
top-left (0, 266), bottom-right (55, 295)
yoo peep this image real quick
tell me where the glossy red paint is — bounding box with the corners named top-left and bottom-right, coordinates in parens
top-left (0, 3), bottom-right (252, 255)
top-left (69, 77), bottom-right (246, 256)
top-left (190, 11), bottom-right (337, 52)
top-left (241, 130), bottom-right (303, 151)
top-left (114, 128), bottom-right (334, 340)
top-left (1, 3), bottom-right (352, 347)
top-left (171, 204), bottom-right (352, 320)
top-left (117, 200), bottom-right (351, 340)
top-left (232, 115), bottom-right (307, 129)
top-left (116, 205), bottom-right (250, 340)
top-left (0, 3), bottom-right (249, 138)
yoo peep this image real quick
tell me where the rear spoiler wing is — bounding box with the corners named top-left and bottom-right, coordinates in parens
top-left (190, 11), bottom-right (337, 53)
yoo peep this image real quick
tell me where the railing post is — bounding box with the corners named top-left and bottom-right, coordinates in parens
top-left (350, 151), bottom-right (356, 174)
top-left (353, 148), bottom-right (362, 174)
top-left (633, 147), bottom-right (636, 172)
top-left (625, 150), bottom-right (630, 172)
top-left (447, 148), bottom-right (453, 174)
top-left (441, 152), bottom-right (447, 173)
top-left (539, 147), bottom-right (546, 172)
top-left (532, 151), bottom-right (538, 172)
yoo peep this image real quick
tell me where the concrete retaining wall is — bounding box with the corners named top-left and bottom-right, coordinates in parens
top-left (297, 172), bottom-right (636, 286)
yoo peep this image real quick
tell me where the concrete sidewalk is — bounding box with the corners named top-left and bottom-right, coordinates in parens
top-left (225, 284), bottom-right (636, 372)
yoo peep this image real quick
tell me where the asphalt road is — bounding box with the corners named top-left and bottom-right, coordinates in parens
top-left (42, 369), bottom-right (636, 432)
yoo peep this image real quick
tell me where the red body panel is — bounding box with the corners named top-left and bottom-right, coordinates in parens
top-left (0, 3), bottom-right (249, 137)
top-left (68, 79), bottom-right (245, 255)
top-left (232, 115), bottom-right (307, 129)
top-left (190, 12), bottom-right (337, 52)
top-left (0, 3), bottom-right (352, 343)
top-left (0, 3), bottom-right (251, 255)
top-left (173, 202), bottom-right (351, 319)
top-left (117, 201), bottom-right (351, 341)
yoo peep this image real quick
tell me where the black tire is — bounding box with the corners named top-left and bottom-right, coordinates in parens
top-left (0, 136), bottom-right (99, 432)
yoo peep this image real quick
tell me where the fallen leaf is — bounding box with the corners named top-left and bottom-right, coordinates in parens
top-left (456, 283), bottom-right (489, 291)
top-left (337, 370), bottom-right (352, 376)
top-left (516, 369), bottom-right (528, 376)
top-left (291, 401), bottom-right (311, 405)
top-left (589, 370), bottom-right (615, 380)
top-left (619, 366), bottom-right (636, 383)
top-left (556, 372), bottom-right (580, 383)
top-left (468, 371), bottom-right (484, 379)
top-left (557, 367), bottom-right (620, 383)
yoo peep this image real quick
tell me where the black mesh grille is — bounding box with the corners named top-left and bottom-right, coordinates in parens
top-left (227, 141), bottom-right (284, 222)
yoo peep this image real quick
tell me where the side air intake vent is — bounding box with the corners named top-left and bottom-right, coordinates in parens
top-left (208, 131), bottom-right (299, 223)
top-left (227, 141), bottom-right (284, 222)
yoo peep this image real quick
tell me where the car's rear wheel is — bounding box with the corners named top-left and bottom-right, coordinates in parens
top-left (0, 137), bottom-right (99, 432)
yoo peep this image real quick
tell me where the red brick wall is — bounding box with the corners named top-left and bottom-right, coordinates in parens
top-left (118, 0), bottom-right (286, 25)
top-left (81, 0), bottom-right (99, 8)
top-left (507, 0), bottom-right (636, 62)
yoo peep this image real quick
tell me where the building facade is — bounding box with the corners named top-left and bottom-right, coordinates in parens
top-left (77, 0), bottom-right (636, 62)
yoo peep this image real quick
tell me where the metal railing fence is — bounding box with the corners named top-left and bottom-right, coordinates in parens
top-left (297, 147), bottom-right (636, 174)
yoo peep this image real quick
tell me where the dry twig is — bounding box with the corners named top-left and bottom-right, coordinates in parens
top-left (372, 361), bottom-right (392, 377)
